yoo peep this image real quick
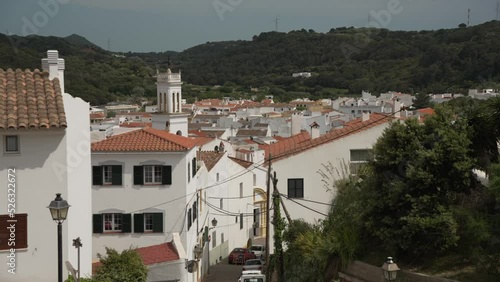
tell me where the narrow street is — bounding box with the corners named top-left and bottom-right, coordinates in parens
top-left (204, 258), bottom-right (243, 282)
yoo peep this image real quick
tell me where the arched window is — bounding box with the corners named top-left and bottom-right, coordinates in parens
top-left (176, 130), bottom-right (182, 136)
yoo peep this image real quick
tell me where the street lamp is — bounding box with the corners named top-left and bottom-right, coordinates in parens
top-left (381, 256), bottom-right (400, 281)
top-left (48, 193), bottom-right (70, 282)
top-left (207, 218), bottom-right (217, 274)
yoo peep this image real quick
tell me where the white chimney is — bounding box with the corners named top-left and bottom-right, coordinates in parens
top-left (310, 122), bottom-right (320, 139)
top-left (42, 50), bottom-right (65, 93)
top-left (362, 111), bottom-right (370, 122)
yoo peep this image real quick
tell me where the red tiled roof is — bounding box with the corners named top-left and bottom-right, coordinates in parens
top-left (228, 156), bottom-right (253, 168)
top-left (92, 127), bottom-right (197, 152)
top-left (236, 129), bottom-right (267, 137)
top-left (0, 68), bottom-right (67, 130)
top-left (92, 242), bottom-right (180, 274)
top-left (198, 151), bottom-right (225, 171)
top-left (417, 108), bottom-right (435, 116)
top-left (120, 122), bottom-right (152, 128)
top-left (193, 136), bottom-right (215, 146)
top-left (266, 113), bottom-right (392, 162)
top-left (90, 113), bottom-right (105, 119)
top-left (118, 112), bottom-right (152, 117)
top-left (188, 130), bottom-right (225, 138)
top-left (136, 242), bottom-right (180, 265)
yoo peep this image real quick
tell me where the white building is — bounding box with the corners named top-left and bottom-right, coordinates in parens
top-left (263, 113), bottom-right (393, 253)
top-left (0, 50), bottom-right (92, 282)
top-left (91, 127), bottom-right (199, 282)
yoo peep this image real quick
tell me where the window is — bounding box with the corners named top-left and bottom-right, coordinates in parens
top-left (188, 163), bottom-right (191, 182)
top-left (240, 182), bottom-right (243, 198)
top-left (92, 165), bottom-right (123, 185)
top-left (350, 149), bottom-right (371, 175)
top-left (221, 233), bottom-right (224, 243)
top-left (187, 209), bottom-right (192, 230)
top-left (133, 165), bottom-right (171, 185)
top-left (144, 165), bottom-right (162, 184)
top-left (240, 214), bottom-right (243, 229)
top-left (0, 214), bottom-right (27, 250)
top-left (212, 231), bottom-right (217, 248)
top-left (287, 178), bottom-right (304, 198)
top-left (93, 213), bottom-right (131, 233)
top-left (192, 158), bottom-right (197, 177)
top-left (236, 215), bottom-right (238, 223)
top-left (133, 213), bottom-right (163, 233)
top-left (4, 135), bottom-right (19, 153)
top-left (192, 200), bottom-right (198, 221)
top-left (253, 174), bottom-right (256, 186)
top-left (216, 173), bottom-right (219, 182)
top-left (220, 199), bottom-right (223, 209)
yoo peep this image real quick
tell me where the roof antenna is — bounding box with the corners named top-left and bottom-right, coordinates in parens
top-left (274, 15), bottom-right (279, 32)
top-left (467, 8), bottom-right (471, 26)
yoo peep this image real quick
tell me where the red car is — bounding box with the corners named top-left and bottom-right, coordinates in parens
top-left (228, 248), bottom-right (257, 264)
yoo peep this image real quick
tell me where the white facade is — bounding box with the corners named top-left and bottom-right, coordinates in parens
top-left (266, 119), bottom-right (391, 253)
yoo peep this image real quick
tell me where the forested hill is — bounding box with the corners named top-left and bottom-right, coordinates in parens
top-left (170, 21), bottom-right (500, 93)
top-left (0, 21), bottom-right (499, 105)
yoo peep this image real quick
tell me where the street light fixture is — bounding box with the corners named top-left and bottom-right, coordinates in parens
top-left (48, 193), bottom-right (70, 282)
top-left (207, 218), bottom-right (218, 274)
top-left (381, 256), bottom-right (400, 281)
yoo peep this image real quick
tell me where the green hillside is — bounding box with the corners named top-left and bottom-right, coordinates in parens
top-left (1, 21), bottom-right (499, 105)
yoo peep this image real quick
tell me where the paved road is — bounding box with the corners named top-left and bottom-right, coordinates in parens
top-left (204, 259), bottom-right (244, 282)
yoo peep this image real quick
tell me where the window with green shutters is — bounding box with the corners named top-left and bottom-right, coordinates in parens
top-left (133, 213), bottom-right (163, 233)
top-left (92, 165), bottom-right (122, 186)
top-left (133, 165), bottom-right (172, 185)
top-left (93, 213), bottom-right (131, 233)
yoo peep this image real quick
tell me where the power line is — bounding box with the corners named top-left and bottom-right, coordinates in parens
top-left (280, 193), bottom-right (332, 206)
top-left (285, 196), bottom-right (329, 217)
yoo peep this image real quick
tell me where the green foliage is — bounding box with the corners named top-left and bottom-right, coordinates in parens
top-left (362, 106), bottom-right (477, 256)
top-left (94, 247), bottom-right (148, 282)
top-left (66, 276), bottom-right (98, 282)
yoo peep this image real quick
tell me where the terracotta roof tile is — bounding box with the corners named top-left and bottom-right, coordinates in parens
top-left (92, 242), bottom-right (179, 274)
top-left (236, 129), bottom-right (267, 137)
top-left (0, 68), bottom-right (67, 130)
top-left (92, 127), bottom-right (197, 152)
top-left (265, 113), bottom-right (392, 162)
top-left (119, 121), bottom-right (152, 128)
top-left (197, 151), bottom-right (225, 171)
top-left (228, 156), bottom-right (253, 168)
top-left (90, 113), bottom-right (105, 119)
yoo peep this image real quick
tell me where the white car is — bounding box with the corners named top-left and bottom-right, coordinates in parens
top-left (249, 245), bottom-right (265, 259)
top-left (238, 270), bottom-right (266, 282)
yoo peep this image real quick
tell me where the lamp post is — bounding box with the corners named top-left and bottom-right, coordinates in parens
top-left (207, 218), bottom-right (217, 274)
top-left (48, 193), bottom-right (70, 282)
top-left (381, 256), bottom-right (400, 281)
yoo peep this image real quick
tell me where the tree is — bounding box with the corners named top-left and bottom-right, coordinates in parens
top-left (459, 23), bottom-right (467, 28)
top-left (361, 106), bottom-right (478, 257)
top-left (94, 247), bottom-right (148, 282)
top-left (413, 92), bottom-right (432, 109)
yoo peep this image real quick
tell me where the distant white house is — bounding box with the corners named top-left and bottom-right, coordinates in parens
top-left (0, 50), bottom-right (92, 282)
top-left (292, 72), bottom-right (312, 78)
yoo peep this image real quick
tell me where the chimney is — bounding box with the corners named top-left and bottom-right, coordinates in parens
top-left (310, 122), bottom-right (320, 139)
top-left (42, 50), bottom-right (65, 93)
top-left (362, 111), bottom-right (370, 122)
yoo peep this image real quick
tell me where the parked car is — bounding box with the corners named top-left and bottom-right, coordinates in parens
top-left (238, 270), bottom-right (266, 282)
top-left (242, 259), bottom-right (264, 272)
top-left (229, 248), bottom-right (257, 264)
top-left (249, 245), bottom-right (265, 259)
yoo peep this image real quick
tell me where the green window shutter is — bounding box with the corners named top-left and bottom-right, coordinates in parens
top-left (134, 213), bottom-right (144, 233)
top-left (92, 166), bottom-right (103, 185)
top-left (111, 165), bottom-right (122, 185)
top-left (133, 166), bottom-right (143, 185)
top-left (93, 214), bottom-right (103, 233)
top-left (122, 214), bottom-right (131, 233)
top-left (162, 166), bottom-right (172, 185)
top-left (152, 213), bottom-right (163, 233)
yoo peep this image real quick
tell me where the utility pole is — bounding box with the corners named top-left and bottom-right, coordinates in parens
top-left (497, 1), bottom-right (499, 20)
top-left (265, 155), bottom-right (272, 282)
top-left (107, 38), bottom-right (111, 51)
top-left (467, 8), bottom-right (471, 26)
top-left (274, 16), bottom-right (279, 32)
top-left (272, 171), bottom-right (285, 282)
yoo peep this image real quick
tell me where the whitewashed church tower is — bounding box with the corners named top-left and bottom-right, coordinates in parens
top-left (152, 68), bottom-right (189, 136)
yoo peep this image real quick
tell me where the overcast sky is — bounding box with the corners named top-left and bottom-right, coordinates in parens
top-left (0, 0), bottom-right (498, 52)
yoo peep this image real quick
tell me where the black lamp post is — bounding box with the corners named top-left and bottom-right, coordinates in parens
top-left (207, 218), bottom-right (217, 274)
top-left (381, 256), bottom-right (400, 281)
top-left (48, 193), bottom-right (70, 282)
